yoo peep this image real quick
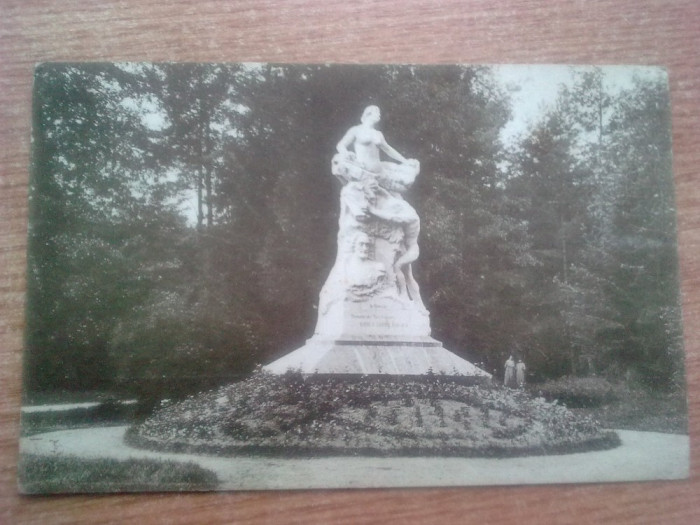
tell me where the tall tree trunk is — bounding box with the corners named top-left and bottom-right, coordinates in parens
top-left (197, 170), bottom-right (204, 230)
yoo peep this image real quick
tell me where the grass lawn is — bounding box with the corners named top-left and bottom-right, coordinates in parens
top-left (18, 454), bottom-right (218, 493)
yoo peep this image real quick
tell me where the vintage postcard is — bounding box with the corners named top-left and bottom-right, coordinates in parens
top-left (19, 63), bottom-right (688, 493)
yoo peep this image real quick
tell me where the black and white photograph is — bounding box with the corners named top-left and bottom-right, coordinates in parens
top-left (19, 63), bottom-right (688, 493)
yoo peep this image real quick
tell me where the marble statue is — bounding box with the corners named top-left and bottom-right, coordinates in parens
top-left (264, 106), bottom-right (490, 379)
top-left (333, 105), bottom-right (422, 293)
top-left (319, 104), bottom-right (427, 334)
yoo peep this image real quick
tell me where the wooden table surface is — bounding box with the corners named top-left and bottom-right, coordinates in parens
top-left (1, 1), bottom-right (699, 523)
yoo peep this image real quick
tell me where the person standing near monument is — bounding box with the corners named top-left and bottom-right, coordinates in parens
top-left (516, 359), bottom-right (527, 388)
top-left (504, 356), bottom-right (516, 387)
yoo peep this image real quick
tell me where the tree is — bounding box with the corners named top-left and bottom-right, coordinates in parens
top-left (601, 74), bottom-right (682, 389)
top-left (504, 68), bottom-right (683, 389)
top-left (26, 63), bottom-right (186, 394)
top-left (27, 64), bottom-right (682, 402)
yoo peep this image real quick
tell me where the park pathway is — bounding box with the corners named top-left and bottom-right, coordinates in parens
top-left (20, 426), bottom-right (689, 490)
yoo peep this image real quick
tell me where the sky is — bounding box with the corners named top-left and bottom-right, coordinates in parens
top-left (491, 64), bottom-right (667, 147)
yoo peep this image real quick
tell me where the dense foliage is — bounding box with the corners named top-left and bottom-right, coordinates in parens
top-left (533, 376), bottom-right (622, 408)
top-left (25, 64), bottom-right (684, 401)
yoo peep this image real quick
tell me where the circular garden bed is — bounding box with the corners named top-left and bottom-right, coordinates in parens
top-left (127, 372), bottom-right (620, 458)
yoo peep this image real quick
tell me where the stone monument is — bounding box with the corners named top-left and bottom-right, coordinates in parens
top-left (264, 105), bottom-right (490, 379)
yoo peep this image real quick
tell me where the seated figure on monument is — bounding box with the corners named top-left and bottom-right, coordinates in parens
top-left (330, 105), bottom-right (425, 310)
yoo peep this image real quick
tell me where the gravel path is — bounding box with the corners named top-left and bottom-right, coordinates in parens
top-left (20, 426), bottom-right (689, 490)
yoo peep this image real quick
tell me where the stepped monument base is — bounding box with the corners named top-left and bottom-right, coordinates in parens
top-left (264, 338), bottom-right (490, 378)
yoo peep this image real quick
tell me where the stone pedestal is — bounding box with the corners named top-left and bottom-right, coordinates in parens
top-left (315, 295), bottom-right (431, 340)
top-left (264, 294), bottom-right (490, 378)
top-left (263, 337), bottom-right (491, 377)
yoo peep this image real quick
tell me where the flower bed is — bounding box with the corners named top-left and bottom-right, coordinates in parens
top-left (127, 372), bottom-right (619, 458)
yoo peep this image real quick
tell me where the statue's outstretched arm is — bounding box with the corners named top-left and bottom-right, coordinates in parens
top-left (378, 132), bottom-right (408, 163)
top-left (336, 126), bottom-right (357, 154)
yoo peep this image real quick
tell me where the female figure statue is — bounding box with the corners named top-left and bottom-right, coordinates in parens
top-left (336, 105), bottom-right (410, 173)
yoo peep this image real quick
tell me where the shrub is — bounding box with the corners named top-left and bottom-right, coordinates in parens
top-left (21, 401), bottom-right (136, 436)
top-left (534, 376), bottom-right (621, 408)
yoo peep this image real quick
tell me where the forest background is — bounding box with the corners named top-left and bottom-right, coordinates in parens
top-left (24, 63), bottom-right (684, 406)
